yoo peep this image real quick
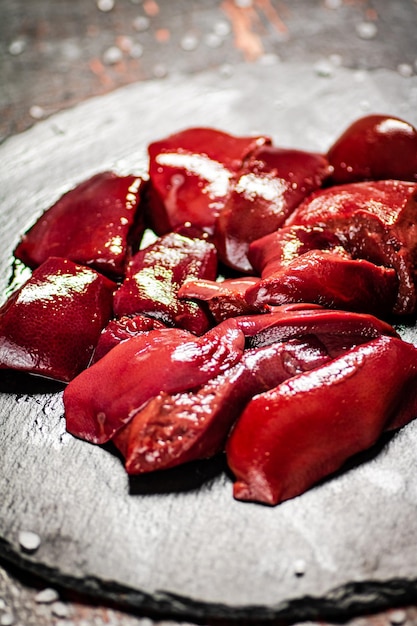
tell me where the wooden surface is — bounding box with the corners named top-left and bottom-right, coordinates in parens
top-left (1, 2), bottom-right (417, 625)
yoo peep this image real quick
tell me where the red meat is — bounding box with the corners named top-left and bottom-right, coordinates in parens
top-left (227, 335), bottom-right (417, 506)
top-left (114, 338), bottom-right (332, 474)
top-left (64, 320), bottom-right (245, 444)
top-left (147, 127), bottom-right (270, 235)
top-left (0, 257), bottom-right (115, 382)
top-left (14, 172), bottom-right (145, 279)
top-left (285, 180), bottom-right (417, 314)
top-left (327, 114), bottom-right (417, 184)
top-left (215, 146), bottom-right (330, 272)
top-left (113, 232), bottom-right (217, 334)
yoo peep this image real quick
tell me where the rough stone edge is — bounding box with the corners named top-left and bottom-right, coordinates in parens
top-left (1, 537), bottom-right (417, 624)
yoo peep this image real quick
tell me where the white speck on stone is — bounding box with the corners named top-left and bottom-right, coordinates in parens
top-left (204, 32), bottom-right (222, 48)
top-left (0, 613), bottom-right (14, 626)
top-left (398, 63), bottom-right (414, 78)
top-left (153, 63), bottom-right (168, 78)
top-left (294, 558), bottom-right (306, 576)
top-left (130, 43), bottom-right (144, 58)
top-left (258, 53), bottom-right (280, 66)
top-left (355, 21), bottom-right (378, 40)
top-left (133, 15), bottom-right (150, 32)
top-left (314, 59), bottom-right (334, 77)
top-left (180, 33), bottom-right (199, 51)
top-left (103, 46), bottom-right (123, 65)
top-left (97, 0), bottom-right (115, 11)
top-left (329, 53), bottom-right (343, 66)
top-left (52, 601), bottom-right (70, 618)
top-left (29, 105), bottom-right (45, 120)
top-left (235, 0), bottom-right (252, 7)
top-left (8, 38), bottom-right (26, 55)
top-left (117, 36), bottom-right (133, 52)
top-left (389, 609), bottom-right (407, 625)
top-left (219, 63), bottom-right (234, 78)
top-left (0, 599), bottom-right (5, 609)
top-left (324, 0), bottom-right (342, 8)
top-left (18, 530), bottom-right (41, 552)
top-left (214, 20), bottom-right (231, 37)
top-left (35, 587), bottom-right (59, 604)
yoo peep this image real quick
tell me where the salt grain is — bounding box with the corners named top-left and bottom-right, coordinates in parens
top-left (35, 588), bottom-right (59, 604)
top-left (97, 0), bottom-right (115, 11)
top-left (235, 0), bottom-right (252, 7)
top-left (389, 609), bottom-right (407, 625)
top-left (130, 43), bottom-right (144, 58)
top-left (214, 20), bottom-right (231, 37)
top-left (219, 63), bottom-right (234, 78)
top-left (324, 0), bottom-right (342, 8)
top-left (398, 63), bottom-right (414, 78)
top-left (180, 33), bottom-right (199, 51)
top-left (153, 63), bottom-right (167, 78)
top-left (52, 601), bottom-right (70, 618)
top-left (355, 21), bottom-right (378, 40)
top-left (314, 59), bottom-right (334, 77)
top-left (294, 558), bottom-right (306, 576)
top-left (102, 46), bottom-right (123, 65)
top-left (258, 53), bottom-right (280, 66)
top-left (29, 105), bottom-right (45, 120)
top-left (204, 33), bottom-right (222, 48)
top-left (8, 38), bottom-right (26, 55)
top-left (0, 614), bottom-right (14, 626)
top-left (133, 16), bottom-right (150, 32)
top-left (18, 530), bottom-right (41, 552)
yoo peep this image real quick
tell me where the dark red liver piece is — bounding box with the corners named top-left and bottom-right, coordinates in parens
top-left (285, 180), bottom-right (417, 314)
top-left (229, 306), bottom-right (398, 351)
top-left (226, 335), bottom-right (417, 506)
top-left (327, 114), bottom-right (417, 184)
top-left (113, 232), bottom-right (217, 334)
top-left (147, 127), bottom-right (270, 235)
top-left (64, 320), bottom-right (245, 444)
top-left (0, 257), bottom-right (115, 382)
top-left (215, 146), bottom-right (331, 273)
top-left (178, 276), bottom-right (262, 322)
top-left (113, 304), bottom-right (399, 475)
top-left (14, 172), bottom-right (145, 279)
top-left (92, 314), bottom-right (167, 363)
top-left (113, 338), bottom-right (332, 474)
top-left (245, 249), bottom-right (398, 316)
top-left (248, 225), bottom-right (345, 277)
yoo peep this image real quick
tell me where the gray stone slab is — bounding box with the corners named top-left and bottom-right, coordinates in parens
top-left (1, 62), bottom-right (417, 622)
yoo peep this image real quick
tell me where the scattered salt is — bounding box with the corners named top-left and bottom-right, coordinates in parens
top-left (97, 0), bottom-right (114, 11)
top-left (355, 21), bottom-right (378, 40)
top-left (294, 558), bottom-right (306, 576)
top-left (35, 588), bottom-right (59, 604)
top-left (18, 530), bottom-right (41, 553)
top-left (29, 105), bottom-right (45, 120)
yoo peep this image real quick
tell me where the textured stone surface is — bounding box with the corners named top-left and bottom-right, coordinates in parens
top-left (1, 63), bottom-right (417, 623)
